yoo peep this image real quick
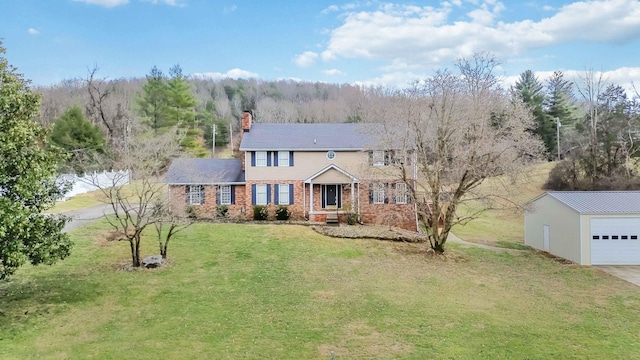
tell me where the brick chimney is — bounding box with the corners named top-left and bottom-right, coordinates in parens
top-left (241, 111), bottom-right (252, 132)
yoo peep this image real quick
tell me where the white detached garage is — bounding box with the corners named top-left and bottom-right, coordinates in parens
top-left (524, 191), bottom-right (640, 265)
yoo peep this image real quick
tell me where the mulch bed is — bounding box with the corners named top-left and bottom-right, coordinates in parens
top-left (312, 224), bottom-right (426, 243)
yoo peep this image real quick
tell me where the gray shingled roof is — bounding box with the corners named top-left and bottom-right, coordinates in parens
top-left (164, 158), bottom-right (244, 184)
top-left (239, 123), bottom-right (376, 151)
top-left (546, 191), bottom-right (640, 214)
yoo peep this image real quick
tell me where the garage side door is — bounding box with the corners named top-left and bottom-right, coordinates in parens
top-left (591, 218), bottom-right (640, 265)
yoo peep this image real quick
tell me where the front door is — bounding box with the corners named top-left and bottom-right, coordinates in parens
top-left (322, 185), bottom-right (342, 208)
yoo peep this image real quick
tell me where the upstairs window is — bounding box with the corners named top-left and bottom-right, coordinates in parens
top-left (392, 150), bottom-right (413, 166)
top-left (187, 185), bottom-right (204, 205)
top-left (369, 150), bottom-right (414, 167)
top-left (326, 151), bottom-right (336, 160)
top-left (371, 150), bottom-right (386, 166)
top-left (277, 151), bottom-right (290, 167)
top-left (255, 151), bottom-right (267, 167)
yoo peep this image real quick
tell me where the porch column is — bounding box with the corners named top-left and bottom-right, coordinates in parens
top-left (357, 183), bottom-right (361, 216)
top-left (309, 181), bottom-right (314, 215)
top-left (350, 180), bottom-right (355, 212)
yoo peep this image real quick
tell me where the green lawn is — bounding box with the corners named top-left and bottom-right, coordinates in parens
top-left (47, 191), bottom-right (105, 213)
top-left (453, 162), bottom-right (554, 247)
top-left (48, 180), bottom-right (168, 214)
top-left (2, 222), bottom-right (640, 359)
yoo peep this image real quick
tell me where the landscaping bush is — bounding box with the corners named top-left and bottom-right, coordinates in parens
top-left (275, 205), bottom-right (290, 220)
top-left (186, 206), bottom-right (198, 219)
top-left (342, 200), bottom-right (360, 225)
top-left (216, 205), bottom-right (229, 218)
top-left (253, 205), bottom-right (268, 220)
top-left (345, 211), bottom-right (360, 225)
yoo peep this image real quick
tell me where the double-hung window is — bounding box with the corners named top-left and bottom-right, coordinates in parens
top-left (372, 183), bottom-right (386, 204)
top-left (394, 182), bottom-right (408, 204)
top-left (371, 150), bottom-right (385, 166)
top-left (278, 184), bottom-right (290, 205)
top-left (219, 185), bottom-right (232, 205)
top-left (188, 185), bottom-right (204, 205)
top-left (255, 184), bottom-right (268, 205)
top-left (255, 151), bottom-right (267, 167)
top-left (278, 151), bottom-right (290, 167)
top-left (392, 150), bottom-right (413, 166)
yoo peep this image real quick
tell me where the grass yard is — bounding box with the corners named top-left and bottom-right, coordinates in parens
top-left (48, 180), bottom-right (168, 214)
top-left (453, 162), bottom-right (554, 247)
top-left (48, 189), bottom-right (105, 213)
top-left (2, 222), bottom-right (640, 359)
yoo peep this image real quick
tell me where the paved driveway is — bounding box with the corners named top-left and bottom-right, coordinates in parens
top-left (61, 203), bottom-right (115, 232)
top-left (596, 266), bottom-right (640, 287)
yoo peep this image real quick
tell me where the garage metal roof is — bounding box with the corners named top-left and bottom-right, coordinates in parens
top-left (546, 191), bottom-right (640, 214)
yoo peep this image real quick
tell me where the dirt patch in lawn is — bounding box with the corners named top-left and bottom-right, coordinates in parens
top-left (317, 321), bottom-right (412, 359)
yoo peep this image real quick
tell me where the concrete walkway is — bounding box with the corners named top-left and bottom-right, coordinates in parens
top-left (595, 266), bottom-right (640, 287)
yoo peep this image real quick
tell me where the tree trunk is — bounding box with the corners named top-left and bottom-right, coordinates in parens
top-left (131, 236), bottom-right (141, 267)
top-left (432, 241), bottom-right (445, 253)
top-left (129, 240), bottom-right (139, 267)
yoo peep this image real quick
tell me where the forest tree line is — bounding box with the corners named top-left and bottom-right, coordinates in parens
top-left (38, 61), bottom-right (640, 190)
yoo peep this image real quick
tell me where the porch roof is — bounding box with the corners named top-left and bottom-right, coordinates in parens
top-left (304, 164), bottom-right (359, 184)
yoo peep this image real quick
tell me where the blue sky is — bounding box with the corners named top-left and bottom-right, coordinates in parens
top-left (2, 0), bottom-right (640, 94)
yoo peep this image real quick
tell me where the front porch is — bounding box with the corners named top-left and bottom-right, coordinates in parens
top-left (303, 164), bottom-right (360, 225)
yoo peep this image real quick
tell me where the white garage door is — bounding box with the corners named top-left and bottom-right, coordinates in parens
top-left (591, 218), bottom-right (640, 265)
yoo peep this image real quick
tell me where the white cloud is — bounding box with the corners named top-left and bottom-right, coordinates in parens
top-left (275, 77), bottom-right (303, 82)
top-left (293, 51), bottom-right (319, 68)
top-left (142, 0), bottom-right (186, 6)
top-left (321, 2), bottom-right (361, 15)
top-left (73, 0), bottom-right (129, 7)
top-left (319, 0), bottom-right (640, 71)
top-left (321, 50), bottom-right (336, 62)
top-left (191, 68), bottom-right (259, 80)
top-left (355, 71), bottom-right (427, 89)
top-left (74, 0), bottom-right (186, 7)
top-left (224, 5), bottom-right (237, 13)
top-left (321, 5), bottom-right (339, 14)
top-left (323, 69), bottom-right (345, 76)
top-left (27, 28), bottom-right (40, 35)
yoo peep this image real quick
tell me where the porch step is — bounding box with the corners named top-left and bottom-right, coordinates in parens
top-left (326, 212), bottom-right (339, 226)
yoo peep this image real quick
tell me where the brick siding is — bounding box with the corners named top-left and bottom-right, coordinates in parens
top-left (169, 180), bottom-right (417, 232)
top-left (168, 184), bottom-right (246, 220)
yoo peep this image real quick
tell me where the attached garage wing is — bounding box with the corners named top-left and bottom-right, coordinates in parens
top-left (591, 218), bottom-right (640, 265)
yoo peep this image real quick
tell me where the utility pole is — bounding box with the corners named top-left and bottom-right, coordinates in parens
top-left (212, 123), bottom-right (216, 158)
top-left (229, 122), bottom-right (233, 156)
top-left (556, 118), bottom-right (561, 161)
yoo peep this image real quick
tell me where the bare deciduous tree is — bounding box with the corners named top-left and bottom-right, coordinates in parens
top-left (153, 195), bottom-right (193, 259)
top-left (365, 54), bottom-right (544, 253)
top-left (85, 67), bottom-right (134, 146)
top-left (90, 127), bottom-right (184, 267)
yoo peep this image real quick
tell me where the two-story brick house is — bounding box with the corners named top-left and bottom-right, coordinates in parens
top-left (165, 112), bottom-right (418, 231)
